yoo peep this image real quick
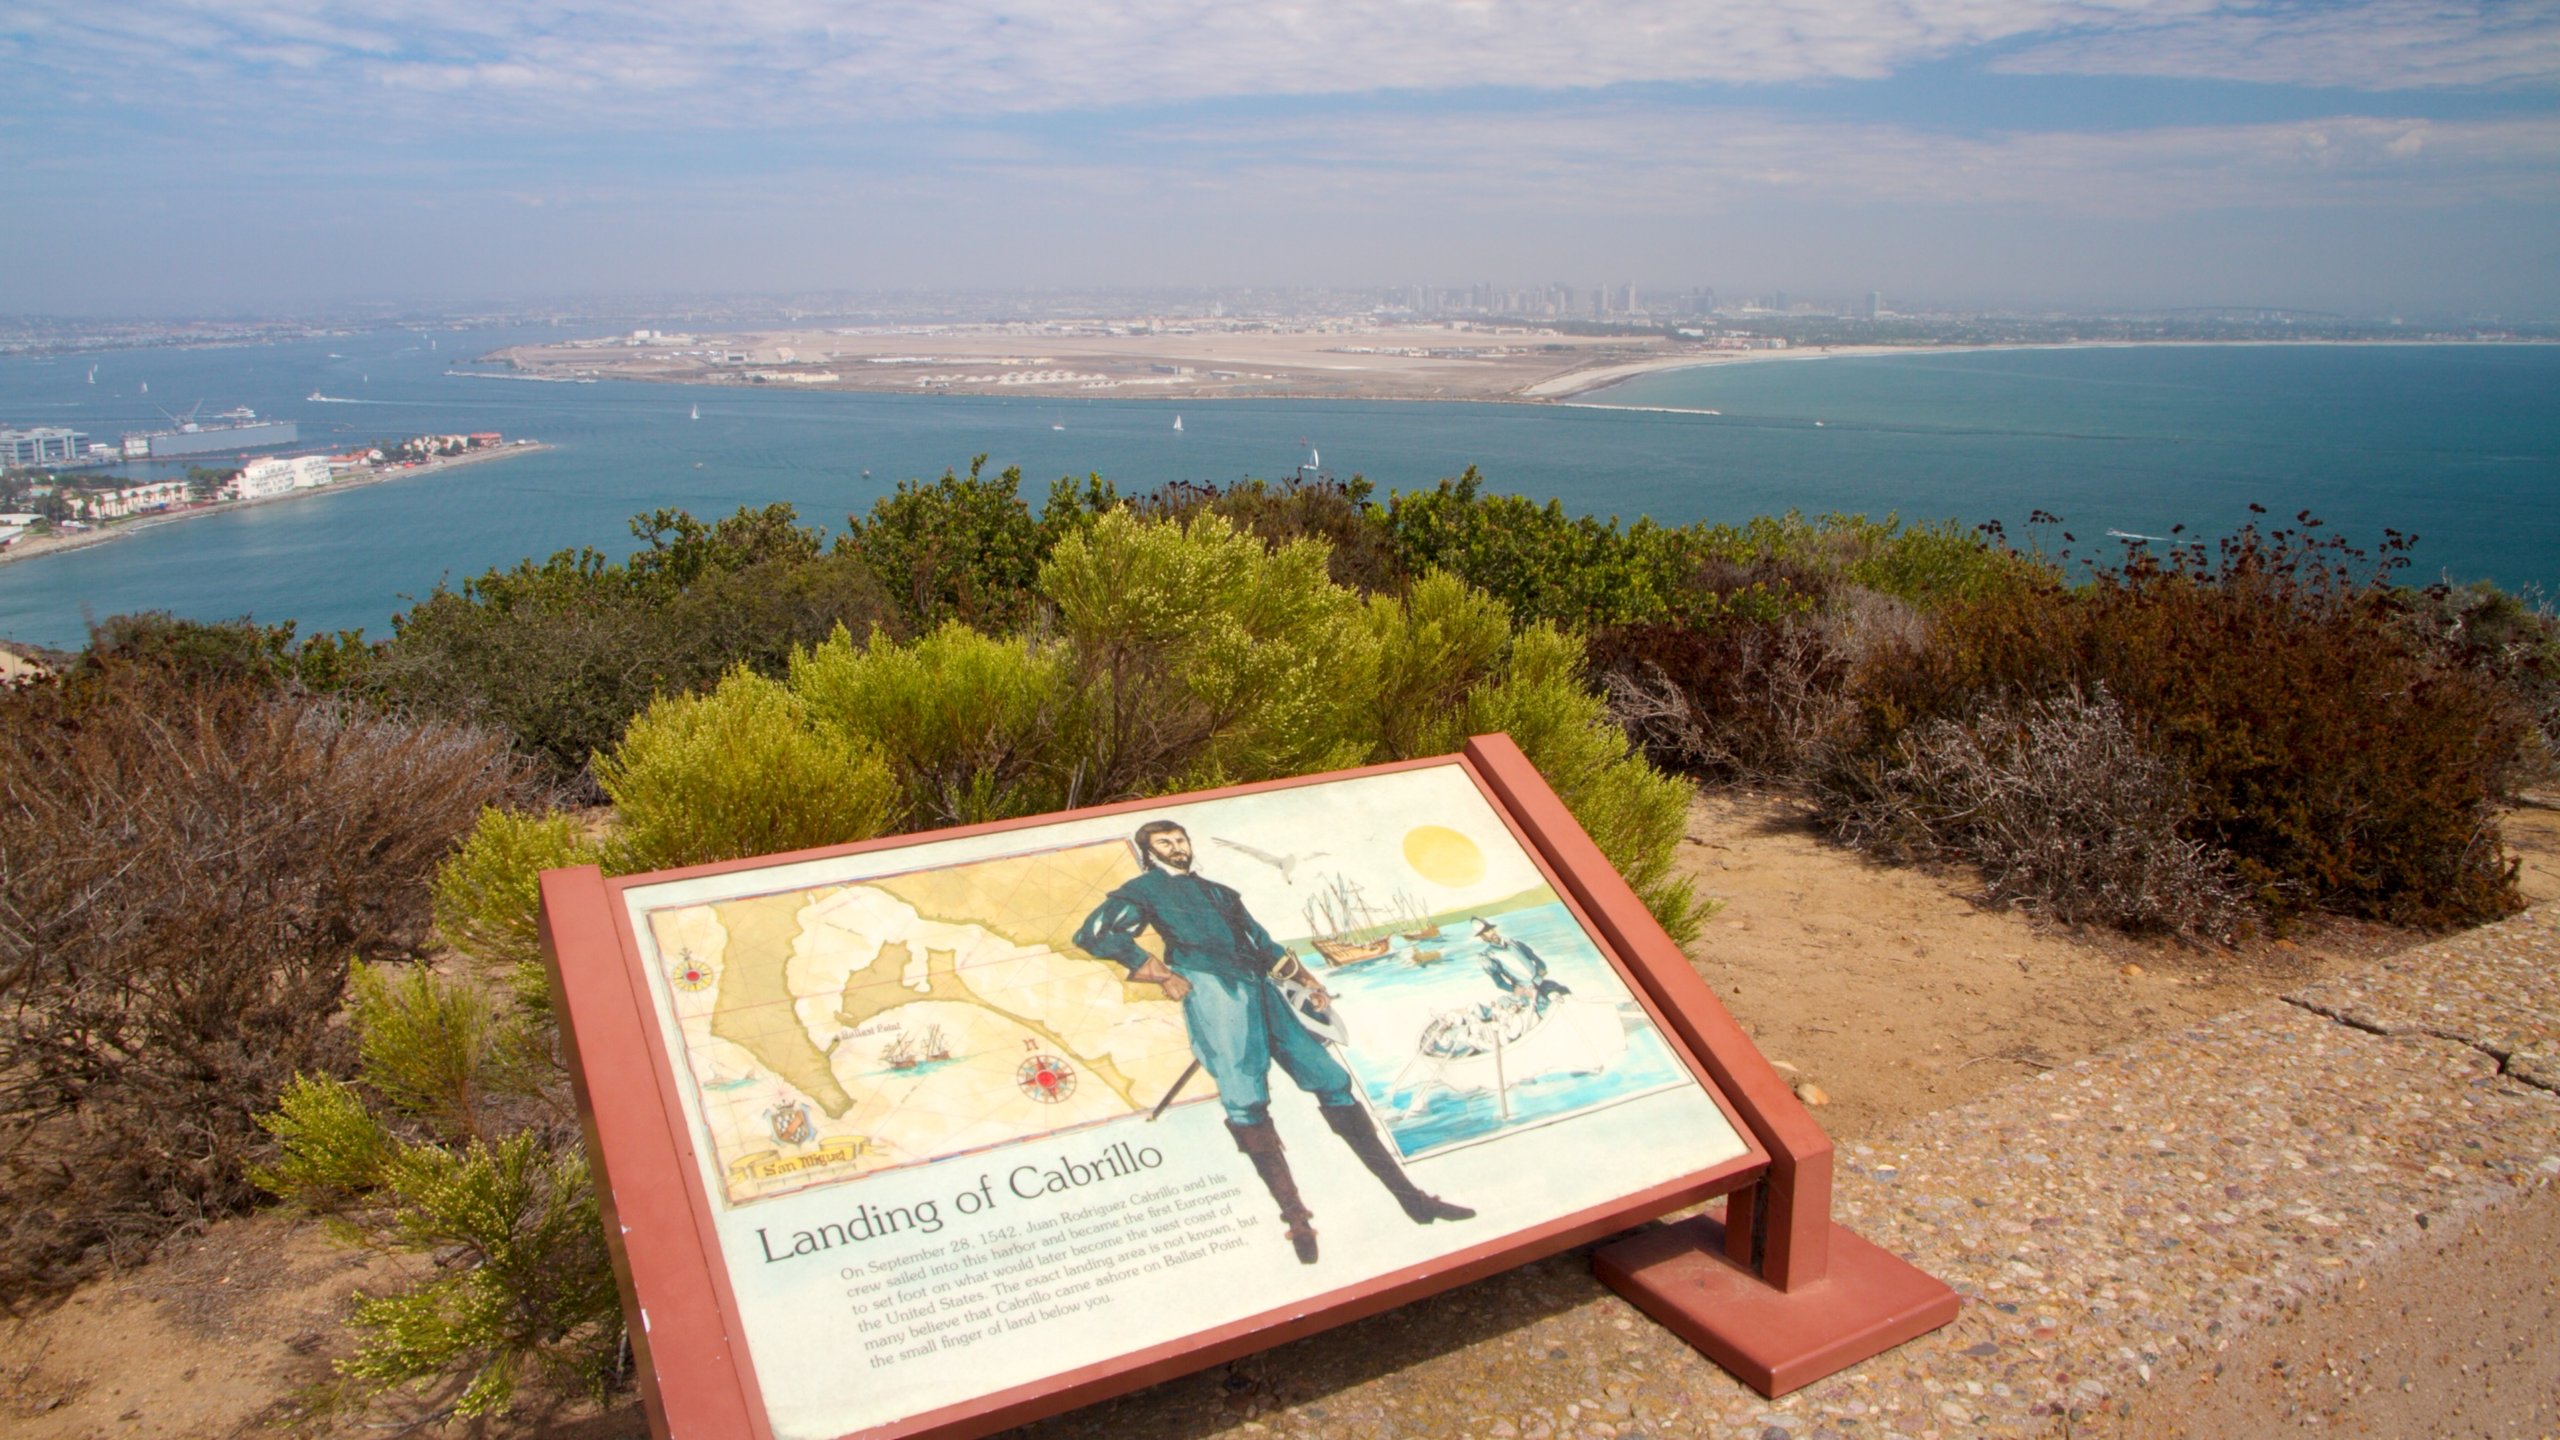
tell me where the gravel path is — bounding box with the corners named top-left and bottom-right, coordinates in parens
top-left (1009, 908), bottom-right (2560, 1439)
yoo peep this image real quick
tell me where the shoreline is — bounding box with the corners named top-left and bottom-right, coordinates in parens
top-left (1521, 336), bottom-right (2558, 402)
top-left (486, 336), bottom-right (2555, 409)
top-left (0, 442), bottom-right (552, 570)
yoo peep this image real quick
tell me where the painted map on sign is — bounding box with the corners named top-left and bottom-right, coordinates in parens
top-left (645, 839), bottom-right (1206, 1206)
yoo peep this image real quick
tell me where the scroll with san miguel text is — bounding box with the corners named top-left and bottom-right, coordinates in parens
top-left (540, 743), bottom-right (1771, 1440)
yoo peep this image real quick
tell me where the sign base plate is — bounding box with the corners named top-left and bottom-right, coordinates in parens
top-left (1595, 1216), bottom-right (1959, 1397)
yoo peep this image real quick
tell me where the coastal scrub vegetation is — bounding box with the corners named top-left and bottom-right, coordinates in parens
top-left (0, 642), bottom-right (523, 1308)
top-left (9, 457), bottom-right (2556, 1418)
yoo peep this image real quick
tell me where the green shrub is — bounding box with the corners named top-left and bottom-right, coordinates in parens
top-left (1136, 475), bottom-right (1403, 592)
top-left (75, 610), bottom-right (375, 694)
top-left (1360, 572), bottom-right (1516, 761)
top-left (594, 667), bottom-right (897, 872)
top-left (346, 962), bottom-right (539, 1144)
top-left (1460, 622), bottom-right (1701, 942)
top-left (792, 621), bottom-right (1089, 827)
top-left (337, 1134), bottom-right (621, 1418)
top-left (256, 963), bottom-right (618, 1422)
top-left (1384, 469), bottom-right (1707, 628)
top-left (843, 456), bottom-right (1119, 631)
top-left (1042, 509), bottom-right (1374, 794)
top-left (378, 505), bottom-right (895, 784)
top-left (433, 808), bottom-right (605, 974)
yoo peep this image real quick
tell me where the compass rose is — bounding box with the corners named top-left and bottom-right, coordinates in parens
top-left (669, 950), bottom-right (716, 993)
top-left (1016, 1054), bottom-right (1077, 1104)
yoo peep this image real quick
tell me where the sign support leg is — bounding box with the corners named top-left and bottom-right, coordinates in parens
top-left (1463, 734), bottom-right (1959, 1399)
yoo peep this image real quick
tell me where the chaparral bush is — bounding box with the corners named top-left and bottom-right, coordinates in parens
top-left (791, 620), bottom-right (1091, 828)
top-left (1835, 517), bottom-right (2527, 927)
top-left (256, 964), bottom-right (618, 1420)
top-left (0, 659), bottom-right (521, 1306)
top-left (593, 667), bottom-right (898, 873)
top-left (1041, 509), bottom-right (1377, 794)
top-left (841, 456), bottom-right (1119, 632)
top-left (1829, 685), bottom-right (2249, 937)
top-left (1135, 474), bottom-right (1404, 593)
top-left (377, 504), bottom-right (896, 785)
top-left (2397, 578), bottom-right (2560, 784)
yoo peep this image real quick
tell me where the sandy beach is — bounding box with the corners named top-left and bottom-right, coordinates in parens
top-left (0, 442), bottom-right (551, 570)
top-left (491, 326), bottom-right (2547, 409)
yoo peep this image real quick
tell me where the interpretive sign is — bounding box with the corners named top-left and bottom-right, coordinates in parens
top-left (541, 743), bottom-right (1771, 1440)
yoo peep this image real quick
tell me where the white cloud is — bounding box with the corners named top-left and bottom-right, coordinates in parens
top-left (0, 1), bottom-right (2320, 134)
top-left (1999, 1), bottom-right (2560, 91)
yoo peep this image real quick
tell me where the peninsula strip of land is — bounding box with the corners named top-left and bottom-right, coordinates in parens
top-left (0, 442), bottom-right (552, 570)
top-left (484, 322), bottom-right (2545, 405)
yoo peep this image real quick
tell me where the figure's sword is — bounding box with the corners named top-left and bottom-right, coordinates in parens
top-left (1147, 1059), bottom-right (1202, 1122)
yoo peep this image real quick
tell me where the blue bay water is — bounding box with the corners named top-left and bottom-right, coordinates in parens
top-left (1, 332), bottom-right (2553, 649)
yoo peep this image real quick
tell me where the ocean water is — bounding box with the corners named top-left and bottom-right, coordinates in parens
top-left (1, 332), bottom-right (2553, 649)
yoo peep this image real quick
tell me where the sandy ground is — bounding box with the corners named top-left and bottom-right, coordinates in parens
top-left (6, 797), bottom-right (2555, 1438)
top-left (492, 325), bottom-right (1683, 403)
top-left (494, 332), bottom-right (2549, 406)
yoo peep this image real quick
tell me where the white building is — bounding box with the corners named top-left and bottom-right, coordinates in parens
top-left (72, 480), bottom-right (188, 519)
top-left (230, 454), bottom-right (333, 499)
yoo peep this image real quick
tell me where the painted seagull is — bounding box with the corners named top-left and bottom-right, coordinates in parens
top-left (1212, 837), bottom-right (1329, 885)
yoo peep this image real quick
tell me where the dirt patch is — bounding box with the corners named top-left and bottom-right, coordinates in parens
top-left (7, 792), bottom-right (2553, 1438)
top-left (1676, 790), bottom-right (2451, 1144)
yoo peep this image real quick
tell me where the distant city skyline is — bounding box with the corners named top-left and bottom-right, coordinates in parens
top-left (8, 2), bottom-right (2558, 316)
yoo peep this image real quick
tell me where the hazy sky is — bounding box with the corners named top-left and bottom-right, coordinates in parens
top-left (8, 1), bottom-right (2558, 314)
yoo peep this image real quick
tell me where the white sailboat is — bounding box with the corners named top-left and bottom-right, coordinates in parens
top-left (1173, 415), bottom-right (1184, 432)
top-left (690, 403), bottom-right (700, 421)
top-left (87, 365), bottom-right (96, 384)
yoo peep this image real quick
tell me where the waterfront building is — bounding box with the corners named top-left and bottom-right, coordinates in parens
top-left (0, 427), bottom-right (89, 466)
top-left (71, 480), bottom-right (188, 520)
top-left (230, 454), bottom-right (332, 499)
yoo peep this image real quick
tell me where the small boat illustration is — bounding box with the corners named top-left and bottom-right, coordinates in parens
top-left (1388, 997), bottom-right (1628, 1118)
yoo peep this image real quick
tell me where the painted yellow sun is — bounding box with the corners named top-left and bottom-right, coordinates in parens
top-left (1402, 825), bottom-right (1486, 888)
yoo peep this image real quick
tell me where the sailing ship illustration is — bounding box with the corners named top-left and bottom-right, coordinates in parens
top-left (884, 1024), bottom-right (953, 1071)
top-left (1301, 872), bottom-right (1393, 966)
top-left (1394, 887), bottom-right (1443, 941)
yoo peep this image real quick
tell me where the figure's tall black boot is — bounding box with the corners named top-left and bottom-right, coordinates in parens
top-left (1320, 1103), bottom-right (1475, 1223)
top-left (1229, 1119), bottom-right (1319, 1263)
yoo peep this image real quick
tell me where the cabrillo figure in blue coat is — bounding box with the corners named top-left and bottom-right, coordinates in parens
top-left (1074, 819), bottom-right (1473, 1263)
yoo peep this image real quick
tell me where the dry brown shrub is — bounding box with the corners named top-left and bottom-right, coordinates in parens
top-left (1589, 596), bottom-right (1909, 786)
top-left (0, 667), bottom-right (522, 1307)
top-left (1827, 684), bottom-right (2250, 938)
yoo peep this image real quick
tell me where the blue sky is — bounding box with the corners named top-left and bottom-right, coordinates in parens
top-left (6, 1), bottom-right (2558, 314)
